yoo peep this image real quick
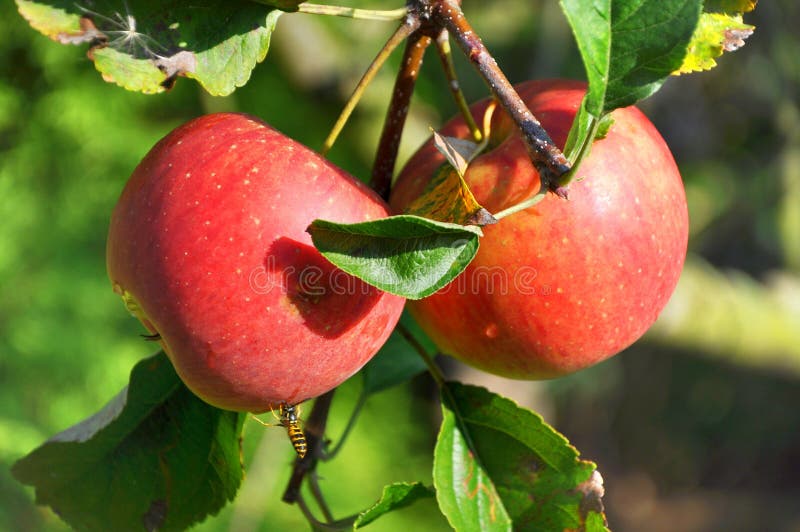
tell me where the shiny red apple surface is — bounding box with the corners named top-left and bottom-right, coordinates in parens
top-left (391, 80), bottom-right (688, 378)
top-left (108, 113), bottom-right (405, 412)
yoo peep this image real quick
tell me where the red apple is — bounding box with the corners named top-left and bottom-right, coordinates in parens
top-left (107, 113), bottom-right (405, 412)
top-left (390, 79), bottom-right (688, 378)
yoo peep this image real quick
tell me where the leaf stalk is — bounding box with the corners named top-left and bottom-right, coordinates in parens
top-left (297, 3), bottom-right (408, 21)
top-left (432, 0), bottom-right (571, 192)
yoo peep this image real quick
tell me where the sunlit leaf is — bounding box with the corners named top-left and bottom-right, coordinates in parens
top-left (560, 0), bottom-right (701, 169)
top-left (15, 0), bottom-right (285, 95)
top-left (354, 482), bottom-right (435, 528)
top-left (402, 125), bottom-right (497, 227)
top-left (405, 164), bottom-right (497, 227)
top-left (308, 215), bottom-right (481, 300)
top-left (434, 383), bottom-right (607, 531)
top-left (674, 12), bottom-right (754, 74)
top-left (12, 352), bottom-right (246, 531)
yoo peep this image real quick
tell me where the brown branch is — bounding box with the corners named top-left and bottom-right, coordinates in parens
top-left (432, 0), bottom-right (571, 192)
top-left (370, 30), bottom-right (432, 200)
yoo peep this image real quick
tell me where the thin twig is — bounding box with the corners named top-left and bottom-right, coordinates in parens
top-left (433, 28), bottom-right (482, 142)
top-left (308, 471), bottom-right (335, 523)
top-left (322, 17), bottom-right (420, 156)
top-left (395, 322), bottom-right (446, 387)
top-left (370, 30), bottom-right (432, 199)
top-left (322, 393), bottom-right (366, 460)
top-left (394, 323), bottom-right (488, 482)
top-left (297, 3), bottom-right (408, 21)
top-left (295, 493), bottom-right (345, 531)
top-left (433, 0), bottom-right (571, 192)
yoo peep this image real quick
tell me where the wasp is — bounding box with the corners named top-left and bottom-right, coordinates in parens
top-left (253, 402), bottom-right (307, 459)
top-left (278, 403), bottom-right (307, 459)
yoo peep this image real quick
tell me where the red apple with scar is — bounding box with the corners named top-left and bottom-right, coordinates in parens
top-left (391, 79), bottom-right (688, 378)
top-left (107, 113), bottom-right (405, 412)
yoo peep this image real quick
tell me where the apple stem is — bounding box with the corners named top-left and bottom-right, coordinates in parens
top-left (370, 31), bottom-right (432, 199)
top-left (396, 322), bottom-right (446, 388)
top-left (296, 3), bottom-right (408, 21)
top-left (321, 17), bottom-right (419, 157)
top-left (432, 0), bottom-right (571, 192)
top-left (492, 190), bottom-right (548, 220)
top-left (433, 29), bottom-right (483, 143)
top-left (395, 322), bottom-right (494, 474)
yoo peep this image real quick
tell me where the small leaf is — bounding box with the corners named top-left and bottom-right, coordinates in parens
top-left (361, 312), bottom-right (432, 396)
top-left (15, 0), bottom-right (285, 95)
top-left (403, 131), bottom-right (496, 227)
top-left (405, 165), bottom-right (497, 227)
top-left (308, 215), bottom-right (481, 300)
top-left (354, 482), bottom-right (435, 529)
top-left (434, 383), bottom-right (607, 531)
top-left (12, 352), bottom-right (246, 532)
top-left (432, 131), bottom-right (480, 176)
top-left (674, 12), bottom-right (754, 74)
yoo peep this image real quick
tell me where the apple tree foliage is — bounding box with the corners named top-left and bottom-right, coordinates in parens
top-left (11, 0), bottom-right (755, 530)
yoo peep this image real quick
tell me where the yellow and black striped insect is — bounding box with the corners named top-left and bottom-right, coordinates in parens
top-left (278, 403), bottom-right (307, 459)
top-left (253, 402), bottom-right (307, 459)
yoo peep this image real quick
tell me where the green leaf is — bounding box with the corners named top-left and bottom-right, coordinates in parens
top-left (12, 352), bottom-right (246, 532)
top-left (354, 482), bottom-right (435, 529)
top-left (308, 215), bottom-right (482, 300)
top-left (434, 383), bottom-right (607, 531)
top-left (361, 312), bottom-right (432, 396)
top-left (15, 0), bottom-right (284, 95)
top-left (562, 0), bottom-right (702, 115)
top-left (674, 12), bottom-right (754, 74)
top-left (560, 0), bottom-right (702, 171)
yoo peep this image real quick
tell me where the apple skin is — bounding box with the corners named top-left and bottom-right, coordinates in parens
top-left (107, 113), bottom-right (405, 412)
top-left (390, 79), bottom-right (688, 379)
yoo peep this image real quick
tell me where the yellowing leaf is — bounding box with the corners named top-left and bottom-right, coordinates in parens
top-left (432, 131), bottom-right (480, 177)
top-left (674, 12), bottom-right (754, 75)
top-left (404, 130), bottom-right (495, 227)
top-left (405, 164), bottom-right (496, 227)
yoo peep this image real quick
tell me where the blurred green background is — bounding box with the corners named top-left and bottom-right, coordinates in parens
top-left (2, 0), bottom-right (799, 530)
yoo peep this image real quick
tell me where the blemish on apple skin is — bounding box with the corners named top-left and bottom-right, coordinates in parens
top-left (205, 348), bottom-right (219, 370)
top-left (484, 323), bottom-right (499, 338)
